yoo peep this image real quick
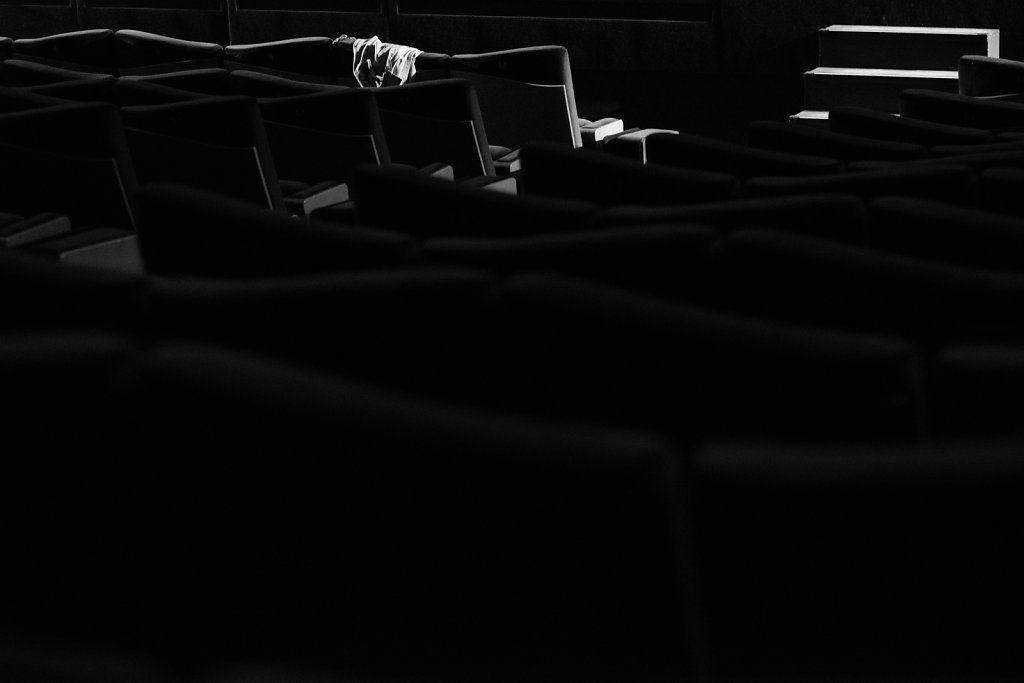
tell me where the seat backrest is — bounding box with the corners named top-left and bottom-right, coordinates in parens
top-left (258, 88), bottom-right (390, 183)
top-left (0, 58), bottom-right (114, 86)
top-left (223, 36), bottom-right (342, 84)
top-left (421, 223), bottom-right (721, 301)
top-left (122, 95), bottom-right (284, 212)
top-left (748, 119), bottom-right (928, 162)
top-left (26, 78), bottom-right (200, 106)
top-left (743, 164), bottom-right (977, 205)
top-left (449, 45), bottom-right (582, 149)
top-left (901, 87), bottom-right (1024, 131)
top-left (114, 29), bottom-right (224, 76)
top-left (12, 28), bottom-right (118, 74)
top-left (371, 78), bottom-right (494, 179)
top-left (0, 102), bottom-right (139, 230)
top-left (491, 273), bottom-right (925, 441)
top-left (605, 192), bottom-right (868, 244)
top-left (959, 55), bottom-right (1024, 98)
top-left (868, 195), bottom-right (1024, 272)
top-left (641, 131), bottom-right (844, 178)
top-left (829, 104), bottom-right (995, 146)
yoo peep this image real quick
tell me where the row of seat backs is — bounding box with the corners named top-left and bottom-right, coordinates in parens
top-left (0, 70), bottom-right (500, 233)
top-left (0, 330), bottom-right (702, 682)
top-left (3, 29), bottom-right (583, 148)
top-left (9, 331), bottom-right (1024, 681)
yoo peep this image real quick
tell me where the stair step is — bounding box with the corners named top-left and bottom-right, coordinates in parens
top-left (819, 25), bottom-right (999, 71)
top-left (789, 110), bottom-right (830, 128)
top-left (804, 67), bottom-right (959, 113)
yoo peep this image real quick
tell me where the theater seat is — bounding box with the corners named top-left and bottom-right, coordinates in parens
top-left (447, 45), bottom-right (587, 149)
top-left (959, 54), bottom-right (1024, 97)
top-left (605, 193), bottom-right (868, 244)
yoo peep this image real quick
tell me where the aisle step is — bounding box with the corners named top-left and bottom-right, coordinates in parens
top-left (804, 66), bottom-right (959, 113)
top-left (819, 25), bottom-right (999, 71)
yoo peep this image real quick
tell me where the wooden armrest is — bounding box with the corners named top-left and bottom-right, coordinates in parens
top-left (0, 212), bottom-right (72, 248)
top-left (603, 128), bottom-right (679, 162)
top-left (579, 117), bottom-right (625, 147)
top-left (284, 180), bottom-right (350, 218)
top-left (494, 148), bottom-right (522, 176)
top-left (461, 175), bottom-right (518, 195)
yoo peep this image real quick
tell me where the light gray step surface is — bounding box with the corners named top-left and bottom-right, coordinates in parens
top-left (804, 67), bottom-right (959, 113)
top-left (819, 25), bottom-right (999, 71)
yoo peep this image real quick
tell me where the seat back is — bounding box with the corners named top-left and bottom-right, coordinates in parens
top-left (0, 102), bottom-right (139, 230)
top-left (12, 28), bottom-right (118, 74)
top-left (449, 45), bottom-right (582, 149)
top-left (122, 95), bottom-right (284, 212)
top-left (114, 29), bottom-right (224, 76)
top-left (223, 36), bottom-right (343, 84)
top-left (959, 55), bottom-right (1024, 98)
top-left (258, 88), bottom-right (390, 184)
top-left (371, 78), bottom-right (494, 179)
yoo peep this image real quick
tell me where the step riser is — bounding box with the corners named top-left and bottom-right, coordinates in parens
top-left (820, 29), bottom-right (998, 71)
top-left (805, 72), bottom-right (960, 113)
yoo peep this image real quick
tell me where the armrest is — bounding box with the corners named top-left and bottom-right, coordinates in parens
top-left (579, 117), bottom-right (625, 148)
top-left (284, 180), bottom-right (350, 218)
top-left (461, 175), bottom-right (518, 195)
top-left (603, 128), bottom-right (679, 162)
top-left (0, 212), bottom-right (72, 248)
top-left (494, 148), bottom-right (522, 176)
top-left (419, 162), bottom-right (455, 180)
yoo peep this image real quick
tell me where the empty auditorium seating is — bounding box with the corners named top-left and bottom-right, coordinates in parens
top-left (9, 21), bottom-right (1024, 683)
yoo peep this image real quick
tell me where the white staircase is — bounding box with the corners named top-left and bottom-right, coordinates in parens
top-left (791, 24), bottom-right (1000, 126)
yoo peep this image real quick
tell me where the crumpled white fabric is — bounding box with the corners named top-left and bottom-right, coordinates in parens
top-left (339, 35), bottom-right (423, 87)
